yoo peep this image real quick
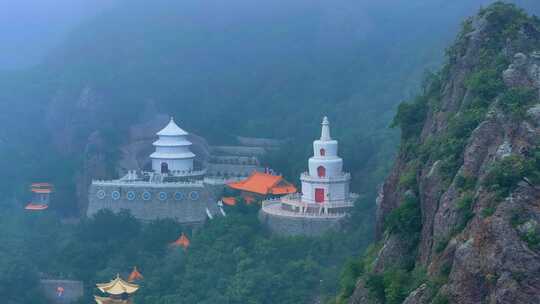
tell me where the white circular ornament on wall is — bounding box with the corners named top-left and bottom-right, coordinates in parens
top-left (142, 191), bottom-right (152, 201)
top-left (111, 191), bottom-right (121, 200)
top-left (159, 192), bottom-right (168, 201)
top-left (97, 190), bottom-right (106, 199)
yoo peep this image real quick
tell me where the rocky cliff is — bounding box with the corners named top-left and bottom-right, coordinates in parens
top-left (344, 3), bottom-right (540, 304)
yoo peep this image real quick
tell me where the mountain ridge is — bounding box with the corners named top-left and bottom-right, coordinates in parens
top-left (341, 3), bottom-right (540, 303)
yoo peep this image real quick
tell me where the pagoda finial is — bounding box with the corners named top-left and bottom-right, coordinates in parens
top-left (320, 116), bottom-right (331, 141)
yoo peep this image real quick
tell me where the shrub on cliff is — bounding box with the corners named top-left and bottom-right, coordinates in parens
top-left (484, 154), bottom-right (537, 199)
top-left (384, 195), bottom-right (422, 238)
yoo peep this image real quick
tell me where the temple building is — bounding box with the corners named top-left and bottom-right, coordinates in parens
top-left (127, 267), bottom-right (143, 283)
top-left (86, 116), bottom-right (287, 224)
top-left (226, 172), bottom-right (297, 204)
top-left (259, 117), bottom-right (358, 236)
top-left (25, 183), bottom-right (54, 211)
top-left (170, 232), bottom-right (191, 250)
top-left (94, 275), bottom-right (139, 304)
top-left (150, 118), bottom-right (196, 174)
top-left (87, 118), bottom-right (218, 224)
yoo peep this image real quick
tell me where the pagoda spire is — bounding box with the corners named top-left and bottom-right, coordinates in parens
top-left (320, 116), bottom-right (331, 141)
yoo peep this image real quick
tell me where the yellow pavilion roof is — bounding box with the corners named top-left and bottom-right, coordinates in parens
top-left (96, 275), bottom-right (139, 295)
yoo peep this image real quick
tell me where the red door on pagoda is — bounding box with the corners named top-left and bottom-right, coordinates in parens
top-left (315, 188), bottom-right (325, 203)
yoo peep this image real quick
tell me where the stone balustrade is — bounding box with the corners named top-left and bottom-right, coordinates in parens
top-left (92, 179), bottom-right (204, 187)
top-left (261, 200), bottom-right (350, 219)
top-left (270, 193), bottom-right (359, 209)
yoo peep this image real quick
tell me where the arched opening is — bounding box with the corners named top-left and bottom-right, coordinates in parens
top-left (161, 162), bottom-right (169, 174)
top-left (320, 148), bottom-right (326, 156)
top-left (317, 166), bottom-right (326, 178)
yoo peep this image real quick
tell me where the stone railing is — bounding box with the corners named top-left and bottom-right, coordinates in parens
top-left (146, 169), bottom-right (207, 177)
top-left (277, 193), bottom-right (358, 209)
top-left (92, 179), bottom-right (204, 187)
top-left (203, 176), bottom-right (244, 185)
top-left (261, 200), bottom-right (350, 219)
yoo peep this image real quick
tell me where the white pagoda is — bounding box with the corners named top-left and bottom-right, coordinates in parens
top-left (260, 116), bottom-right (358, 236)
top-left (150, 117), bottom-right (196, 174)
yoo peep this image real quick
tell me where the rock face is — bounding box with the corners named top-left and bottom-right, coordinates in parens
top-left (349, 4), bottom-right (540, 304)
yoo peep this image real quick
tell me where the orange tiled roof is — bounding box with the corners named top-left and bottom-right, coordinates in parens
top-left (227, 172), bottom-right (296, 195)
top-left (171, 233), bottom-right (190, 249)
top-left (222, 197), bottom-right (237, 206)
top-left (25, 203), bottom-right (48, 211)
top-left (31, 188), bottom-right (52, 194)
top-left (128, 266), bottom-right (144, 282)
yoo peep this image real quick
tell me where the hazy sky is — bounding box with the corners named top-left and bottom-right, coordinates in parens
top-left (0, 0), bottom-right (538, 71)
top-left (0, 0), bottom-right (118, 70)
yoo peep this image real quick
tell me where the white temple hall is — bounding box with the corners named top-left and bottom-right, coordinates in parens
top-left (259, 116), bottom-right (358, 236)
top-left (87, 117), bottom-right (217, 224)
top-left (150, 118), bottom-right (196, 174)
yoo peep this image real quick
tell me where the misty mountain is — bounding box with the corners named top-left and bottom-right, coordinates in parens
top-left (0, 1), bottom-right (539, 304)
top-left (6, 0), bottom-right (539, 209)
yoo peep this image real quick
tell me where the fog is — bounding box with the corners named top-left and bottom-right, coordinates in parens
top-left (1, 0), bottom-right (538, 71)
top-left (1, 1), bottom-right (540, 303)
top-left (0, 0), bottom-right (117, 69)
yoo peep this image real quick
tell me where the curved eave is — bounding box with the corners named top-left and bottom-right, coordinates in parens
top-left (156, 119), bottom-right (189, 136)
top-left (150, 152), bottom-right (196, 159)
top-left (96, 279), bottom-right (139, 295)
top-left (25, 203), bottom-right (48, 211)
top-left (152, 140), bottom-right (192, 147)
top-left (157, 129), bottom-right (188, 136)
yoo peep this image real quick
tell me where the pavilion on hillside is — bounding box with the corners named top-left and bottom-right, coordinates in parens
top-left (170, 233), bottom-right (190, 250)
top-left (127, 267), bottom-right (143, 282)
top-left (25, 183), bottom-right (54, 211)
top-left (94, 275), bottom-right (139, 304)
top-left (226, 172), bottom-right (296, 204)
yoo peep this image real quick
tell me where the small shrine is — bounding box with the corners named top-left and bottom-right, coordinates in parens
top-left (25, 183), bottom-right (53, 211)
top-left (94, 275), bottom-right (139, 304)
top-left (170, 233), bottom-right (190, 250)
top-left (127, 267), bottom-right (143, 282)
top-left (227, 172), bottom-right (296, 203)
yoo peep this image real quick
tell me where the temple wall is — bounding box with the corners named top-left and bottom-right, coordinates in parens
top-left (41, 279), bottom-right (83, 304)
top-left (258, 210), bottom-right (342, 237)
top-left (210, 146), bottom-right (267, 156)
top-left (301, 181), bottom-right (349, 202)
top-left (206, 163), bottom-right (263, 177)
top-left (235, 136), bottom-right (286, 147)
top-left (87, 183), bottom-right (217, 223)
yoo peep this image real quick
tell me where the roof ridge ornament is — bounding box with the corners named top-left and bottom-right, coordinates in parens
top-left (320, 116), bottom-right (331, 141)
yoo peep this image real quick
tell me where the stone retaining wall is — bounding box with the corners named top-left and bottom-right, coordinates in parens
top-left (258, 210), bottom-right (343, 237)
top-left (88, 183), bottom-right (216, 223)
top-left (207, 163), bottom-right (263, 177)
